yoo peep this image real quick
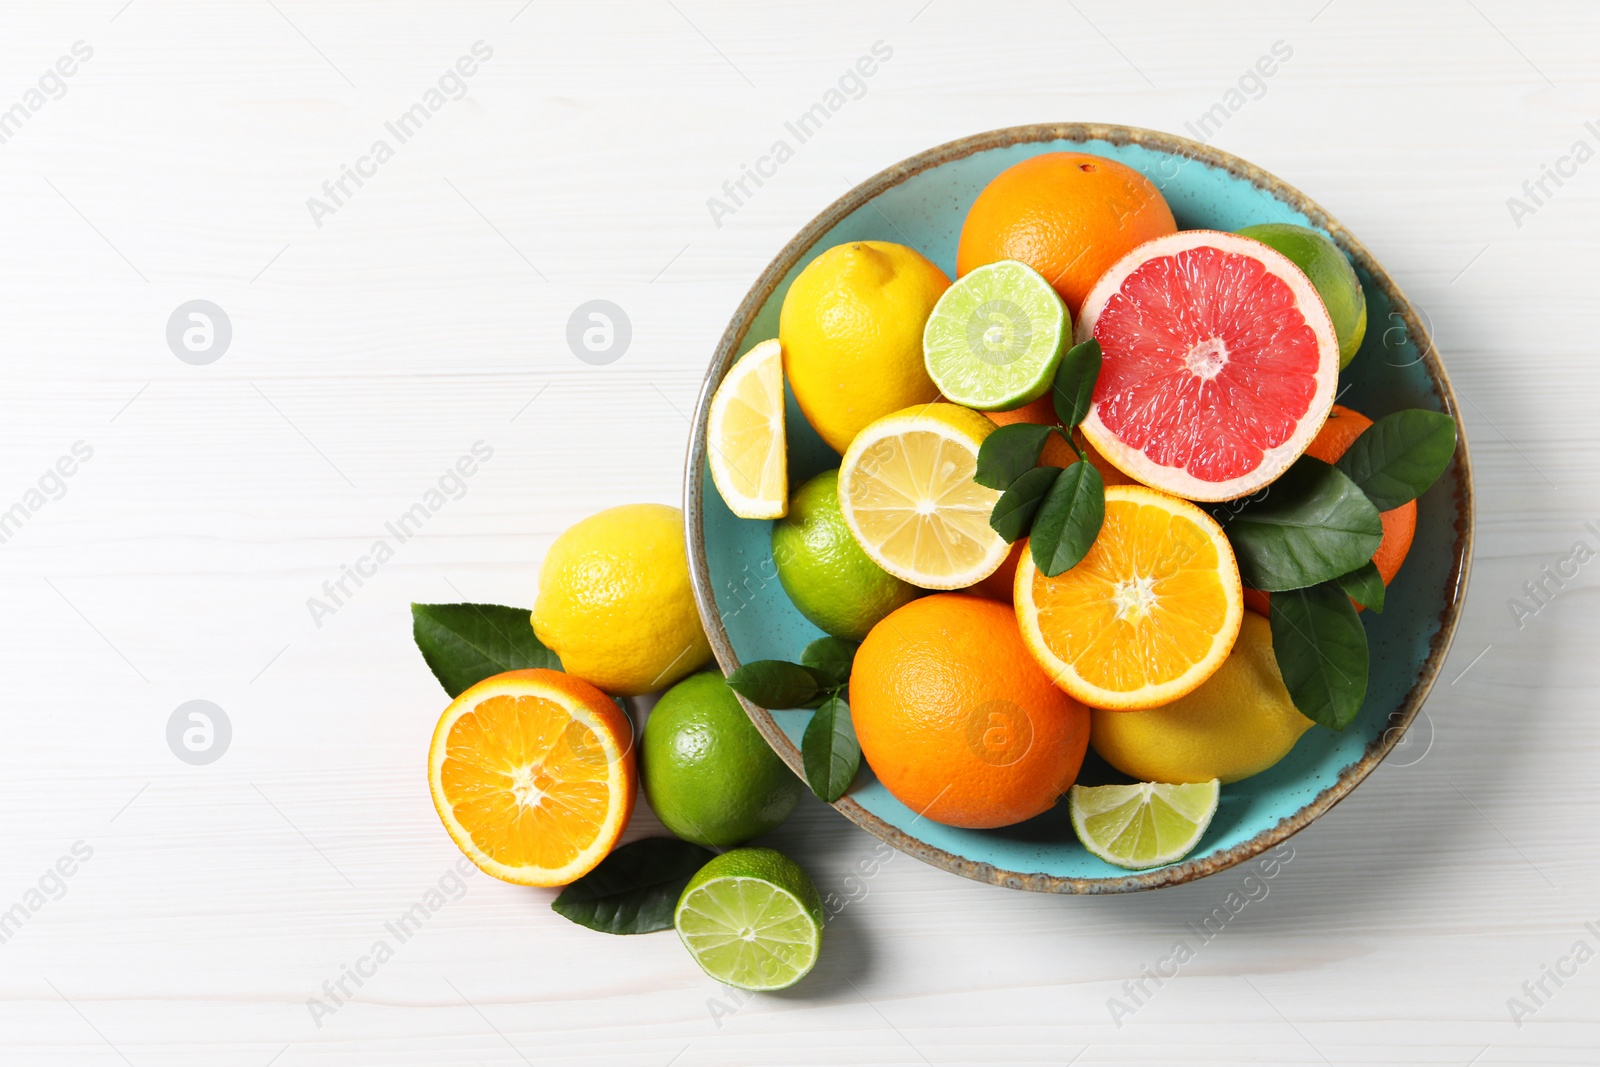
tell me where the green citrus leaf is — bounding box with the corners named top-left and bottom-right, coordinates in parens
top-left (1335, 560), bottom-right (1386, 613)
top-left (1030, 460), bottom-right (1105, 577)
top-left (974, 423), bottom-right (1052, 490)
top-left (990, 465), bottom-right (1062, 542)
top-left (1051, 338), bottom-right (1101, 429)
top-left (1269, 581), bottom-right (1369, 730)
top-left (1336, 409), bottom-right (1458, 510)
top-left (800, 636), bottom-right (858, 688)
top-left (801, 695), bottom-right (860, 803)
top-left (725, 660), bottom-right (820, 709)
top-left (551, 838), bottom-right (715, 934)
top-left (1222, 457), bottom-right (1384, 591)
top-left (411, 602), bottom-right (559, 698)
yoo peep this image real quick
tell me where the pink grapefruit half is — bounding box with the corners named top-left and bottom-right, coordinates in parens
top-left (1075, 230), bottom-right (1340, 502)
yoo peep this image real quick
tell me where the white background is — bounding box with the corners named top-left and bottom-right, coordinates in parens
top-left (0, 1), bottom-right (1595, 1064)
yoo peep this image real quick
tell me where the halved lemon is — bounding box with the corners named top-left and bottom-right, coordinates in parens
top-left (1015, 485), bottom-right (1243, 710)
top-left (707, 338), bottom-right (787, 520)
top-left (838, 403), bottom-right (1008, 589)
top-left (428, 669), bottom-right (635, 886)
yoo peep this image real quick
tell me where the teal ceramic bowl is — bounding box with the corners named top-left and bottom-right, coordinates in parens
top-left (684, 124), bottom-right (1473, 893)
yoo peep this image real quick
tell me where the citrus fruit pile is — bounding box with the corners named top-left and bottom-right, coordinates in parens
top-left (414, 505), bottom-right (825, 990)
top-left (403, 146), bottom-right (1460, 999)
top-left (708, 149), bottom-right (1457, 870)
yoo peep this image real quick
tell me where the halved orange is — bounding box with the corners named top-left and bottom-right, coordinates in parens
top-left (428, 669), bottom-right (635, 886)
top-left (1015, 485), bottom-right (1243, 710)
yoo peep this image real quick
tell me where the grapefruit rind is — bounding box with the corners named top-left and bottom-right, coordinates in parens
top-left (1014, 485), bottom-right (1244, 711)
top-left (1075, 230), bottom-right (1340, 503)
top-left (428, 669), bottom-right (636, 887)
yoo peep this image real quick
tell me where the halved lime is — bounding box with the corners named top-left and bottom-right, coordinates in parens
top-left (1069, 779), bottom-right (1220, 869)
top-left (674, 847), bottom-right (823, 991)
top-left (923, 259), bottom-right (1069, 410)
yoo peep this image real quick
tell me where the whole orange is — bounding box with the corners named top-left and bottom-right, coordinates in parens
top-left (1246, 404), bottom-right (1416, 614)
top-left (849, 593), bottom-right (1090, 828)
top-left (957, 152), bottom-right (1177, 316)
top-left (1303, 404), bottom-right (1376, 464)
top-left (1303, 404), bottom-right (1416, 587)
top-left (967, 541), bottom-right (1027, 602)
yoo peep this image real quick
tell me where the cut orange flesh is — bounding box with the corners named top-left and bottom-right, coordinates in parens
top-left (1015, 485), bottom-right (1243, 710)
top-left (428, 669), bottom-right (635, 886)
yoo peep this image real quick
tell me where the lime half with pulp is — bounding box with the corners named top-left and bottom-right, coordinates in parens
top-left (923, 259), bottom-right (1068, 410)
top-left (1069, 779), bottom-right (1220, 869)
top-left (674, 847), bottom-right (823, 991)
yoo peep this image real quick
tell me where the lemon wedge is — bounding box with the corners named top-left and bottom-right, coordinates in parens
top-left (708, 338), bottom-right (787, 520)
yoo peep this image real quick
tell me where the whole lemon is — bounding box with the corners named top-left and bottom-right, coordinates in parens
top-left (532, 504), bottom-right (712, 696)
top-left (778, 241), bottom-right (949, 454)
top-left (1089, 612), bottom-right (1313, 785)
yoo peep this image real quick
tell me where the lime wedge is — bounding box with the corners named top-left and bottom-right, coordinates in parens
top-left (674, 847), bottom-right (823, 991)
top-left (923, 259), bottom-right (1069, 410)
top-left (1069, 779), bottom-right (1220, 869)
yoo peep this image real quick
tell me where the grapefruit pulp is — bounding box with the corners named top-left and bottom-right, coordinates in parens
top-left (1076, 230), bottom-right (1340, 502)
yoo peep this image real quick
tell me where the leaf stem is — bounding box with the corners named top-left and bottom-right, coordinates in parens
top-left (1052, 424), bottom-right (1086, 463)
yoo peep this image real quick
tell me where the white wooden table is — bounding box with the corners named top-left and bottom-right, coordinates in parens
top-left (0, 2), bottom-right (1594, 1063)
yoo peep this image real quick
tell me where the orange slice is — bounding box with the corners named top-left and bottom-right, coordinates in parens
top-left (428, 669), bottom-right (635, 886)
top-left (1014, 485), bottom-right (1243, 710)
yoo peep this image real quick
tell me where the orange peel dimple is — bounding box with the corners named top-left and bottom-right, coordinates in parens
top-left (1014, 485), bottom-right (1244, 710)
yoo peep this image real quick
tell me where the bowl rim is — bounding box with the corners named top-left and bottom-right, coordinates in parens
top-left (682, 122), bottom-right (1475, 894)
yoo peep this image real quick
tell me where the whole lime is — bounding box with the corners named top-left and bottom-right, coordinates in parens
top-left (772, 469), bottom-right (920, 640)
top-left (641, 671), bottom-right (804, 847)
top-left (1237, 222), bottom-right (1367, 368)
